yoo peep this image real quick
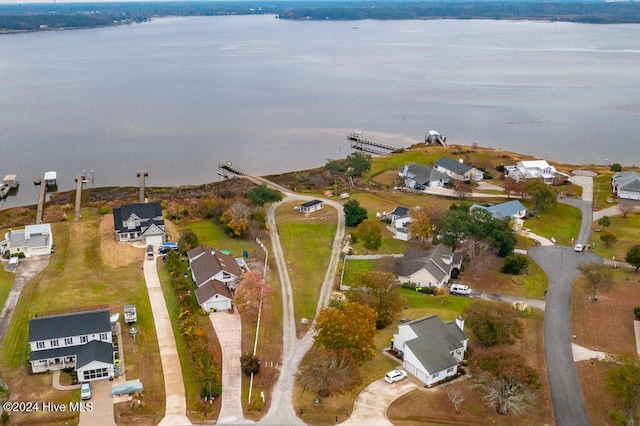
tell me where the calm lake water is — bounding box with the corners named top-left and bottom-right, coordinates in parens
top-left (1, 16), bottom-right (640, 208)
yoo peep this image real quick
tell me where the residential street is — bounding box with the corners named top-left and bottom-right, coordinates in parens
top-left (529, 175), bottom-right (598, 426)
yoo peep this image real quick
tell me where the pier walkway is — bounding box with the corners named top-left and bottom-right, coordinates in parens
top-left (74, 176), bottom-right (83, 222)
top-left (347, 131), bottom-right (400, 156)
top-left (137, 170), bottom-right (148, 203)
top-left (35, 179), bottom-right (46, 224)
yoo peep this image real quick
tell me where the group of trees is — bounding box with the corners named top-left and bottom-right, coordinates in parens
top-left (325, 152), bottom-right (372, 178)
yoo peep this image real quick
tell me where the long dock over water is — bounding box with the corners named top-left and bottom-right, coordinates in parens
top-left (35, 180), bottom-right (46, 224)
top-left (137, 170), bottom-right (148, 203)
top-left (347, 131), bottom-right (400, 156)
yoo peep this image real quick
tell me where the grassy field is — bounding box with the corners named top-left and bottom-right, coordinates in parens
top-left (591, 210), bottom-right (640, 260)
top-left (523, 201), bottom-right (582, 246)
top-left (0, 263), bottom-right (14, 323)
top-left (275, 203), bottom-right (337, 332)
top-left (183, 220), bottom-right (258, 258)
top-left (572, 268), bottom-right (640, 424)
top-left (0, 220), bottom-right (165, 425)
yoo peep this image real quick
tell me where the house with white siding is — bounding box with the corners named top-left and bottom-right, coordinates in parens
top-left (434, 157), bottom-right (483, 182)
top-left (28, 308), bottom-right (116, 381)
top-left (113, 202), bottom-right (166, 245)
top-left (5, 223), bottom-right (53, 257)
top-left (612, 171), bottom-right (640, 200)
top-left (397, 244), bottom-right (462, 289)
top-left (295, 199), bottom-right (324, 214)
top-left (507, 160), bottom-right (569, 184)
top-left (393, 315), bottom-right (467, 387)
top-left (398, 164), bottom-right (450, 188)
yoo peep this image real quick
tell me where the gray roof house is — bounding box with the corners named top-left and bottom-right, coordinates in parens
top-left (28, 308), bottom-right (116, 381)
top-left (188, 245), bottom-right (243, 290)
top-left (113, 202), bottom-right (166, 245)
top-left (470, 200), bottom-right (527, 221)
top-left (612, 171), bottom-right (640, 200)
top-left (5, 223), bottom-right (53, 257)
top-left (295, 199), bottom-right (324, 214)
top-left (434, 157), bottom-right (483, 182)
top-left (393, 315), bottom-right (468, 386)
top-left (398, 244), bottom-right (463, 289)
top-left (398, 164), bottom-right (450, 188)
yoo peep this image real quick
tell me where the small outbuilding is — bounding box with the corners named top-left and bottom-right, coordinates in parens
top-left (295, 199), bottom-right (324, 214)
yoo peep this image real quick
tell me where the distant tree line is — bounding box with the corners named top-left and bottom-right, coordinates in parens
top-left (3, 1), bottom-right (640, 32)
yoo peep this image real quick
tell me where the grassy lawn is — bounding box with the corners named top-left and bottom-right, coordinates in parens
top-left (523, 201), bottom-right (582, 246)
top-left (572, 268), bottom-right (640, 424)
top-left (0, 265), bottom-right (14, 321)
top-left (458, 254), bottom-right (548, 300)
top-left (591, 210), bottom-right (640, 261)
top-left (0, 220), bottom-right (164, 426)
top-left (183, 220), bottom-right (258, 258)
top-left (275, 203), bottom-right (337, 331)
top-left (349, 230), bottom-right (409, 255)
top-left (340, 259), bottom-right (374, 287)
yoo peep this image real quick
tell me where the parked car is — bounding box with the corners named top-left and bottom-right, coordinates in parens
top-left (147, 244), bottom-right (154, 260)
top-left (384, 369), bottom-right (408, 384)
top-left (574, 243), bottom-right (585, 252)
top-left (80, 382), bottom-right (92, 400)
top-left (449, 284), bottom-right (472, 296)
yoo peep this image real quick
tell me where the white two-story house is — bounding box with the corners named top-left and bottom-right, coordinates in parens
top-left (113, 202), bottom-right (167, 245)
top-left (28, 308), bottom-right (116, 381)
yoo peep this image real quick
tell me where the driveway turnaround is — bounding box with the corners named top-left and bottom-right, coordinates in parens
top-left (209, 311), bottom-right (246, 423)
top-left (79, 379), bottom-right (116, 426)
top-left (340, 378), bottom-right (417, 425)
top-left (143, 255), bottom-right (192, 426)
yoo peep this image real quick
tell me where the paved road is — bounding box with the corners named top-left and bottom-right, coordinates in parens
top-left (530, 175), bottom-right (598, 426)
top-left (209, 311), bottom-right (245, 424)
top-left (143, 252), bottom-right (192, 426)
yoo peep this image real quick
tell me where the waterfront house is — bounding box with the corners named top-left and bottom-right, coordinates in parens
top-left (5, 223), bottom-right (53, 257)
top-left (113, 202), bottom-right (166, 245)
top-left (397, 244), bottom-right (462, 289)
top-left (28, 308), bottom-right (116, 381)
top-left (612, 171), bottom-right (640, 200)
top-left (507, 159), bottom-right (569, 184)
top-left (398, 164), bottom-right (450, 188)
top-left (434, 157), bottom-right (483, 182)
top-left (393, 315), bottom-right (468, 387)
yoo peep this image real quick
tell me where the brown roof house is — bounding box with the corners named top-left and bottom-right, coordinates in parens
top-left (187, 245), bottom-right (244, 311)
top-left (397, 244), bottom-right (462, 289)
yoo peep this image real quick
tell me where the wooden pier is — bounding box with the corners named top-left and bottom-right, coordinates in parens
top-left (74, 176), bottom-right (83, 222)
top-left (137, 170), bottom-right (148, 203)
top-left (35, 177), bottom-right (47, 224)
top-left (347, 131), bottom-right (400, 156)
top-left (219, 161), bottom-right (251, 177)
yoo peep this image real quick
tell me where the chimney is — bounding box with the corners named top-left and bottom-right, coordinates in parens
top-left (455, 316), bottom-right (464, 331)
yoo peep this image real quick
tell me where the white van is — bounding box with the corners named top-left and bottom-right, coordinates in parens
top-left (449, 284), bottom-right (472, 296)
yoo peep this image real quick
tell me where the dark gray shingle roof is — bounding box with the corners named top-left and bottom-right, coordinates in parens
top-left (435, 157), bottom-right (472, 175)
top-left (404, 315), bottom-right (467, 374)
top-left (28, 309), bottom-right (111, 342)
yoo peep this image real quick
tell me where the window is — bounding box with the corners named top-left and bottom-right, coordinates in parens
top-left (100, 333), bottom-right (108, 341)
top-left (50, 339), bottom-right (59, 347)
top-left (447, 367), bottom-right (455, 373)
top-left (82, 367), bottom-right (109, 380)
top-left (80, 336), bottom-right (88, 344)
top-left (36, 341), bottom-right (45, 349)
top-left (64, 337), bottom-right (73, 345)
top-left (432, 372), bottom-right (439, 379)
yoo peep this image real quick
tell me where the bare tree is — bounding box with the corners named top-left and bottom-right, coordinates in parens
top-left (455, 182), bottom-right (472, 201)
top-left (503, 177), bottom-right (523, 199)
top-left (476, 375), bottom-right (535, 415)
top-left (234, 272), bottom-right (271, 311)
top-left (577, 261), bottom-right (612, 301)
top-left (618, 200), bottom-right (636, 218)
top-left (296, 349), bottom-right (362, 397)
top-left (447, 388), bottom-right (466, 414)
top-left (463, 237), bottom-right (492, 279)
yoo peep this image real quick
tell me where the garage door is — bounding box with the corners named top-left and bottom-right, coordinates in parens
top-left (145, 235), bottom-right (163, 246)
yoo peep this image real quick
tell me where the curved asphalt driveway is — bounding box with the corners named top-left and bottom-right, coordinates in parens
top-left (530, 175), bottom-right (600, 426)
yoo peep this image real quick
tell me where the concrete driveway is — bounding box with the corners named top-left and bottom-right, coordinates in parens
top-left (340, 377), bottom-right (417, 425)
top-left (78, 379), bottom-right (116, 426)
top-left (143, 251), bottom-right (191, 426)
top-left (209, 311), bottom-right (246, 424)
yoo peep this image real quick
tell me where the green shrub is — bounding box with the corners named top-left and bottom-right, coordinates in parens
top-left (634, 306), bottom-right (640, 320)
top-left (500, 254), bottom-right (529, 275)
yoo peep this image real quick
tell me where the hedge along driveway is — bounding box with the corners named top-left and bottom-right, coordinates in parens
top-left (275, 203), bottom-right (337, 327)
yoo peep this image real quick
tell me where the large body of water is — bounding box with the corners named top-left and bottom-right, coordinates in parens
top-left (2, 16), bottom-right (640, 209)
